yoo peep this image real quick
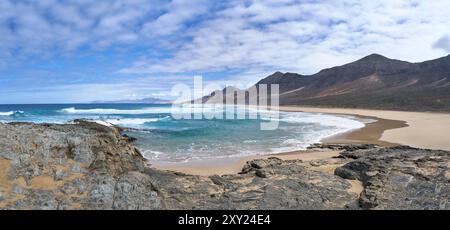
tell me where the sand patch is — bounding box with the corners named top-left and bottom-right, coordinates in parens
top-left (346, 179), bottom-right (364, 195)
top-left (0, 159), bottom-right (13, 193)
top-left (29, 175), bottom-right (59, 190)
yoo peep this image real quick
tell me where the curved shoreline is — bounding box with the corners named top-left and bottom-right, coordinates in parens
top-left (279, 106), bottom-right (450, 151)
top-left (322, 115), bottom-right (407, 147)
top-left (150, 108), bottom-right (411, 176)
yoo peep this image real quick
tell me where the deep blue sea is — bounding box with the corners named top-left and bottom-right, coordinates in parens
top-left (0, 104), bottom-right (369, 163)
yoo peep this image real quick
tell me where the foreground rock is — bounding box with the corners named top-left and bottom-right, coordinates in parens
top-left (0, 122), bottom-right (448, 210)
top-left (148, 157), bottom-right (359, 210)
top-left (0, 121), bottom-right (160, 210)
top-left (335, 146), bottom-right (450, 209)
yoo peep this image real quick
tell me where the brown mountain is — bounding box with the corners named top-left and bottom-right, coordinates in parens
top-left (203, 54), bottom-right (450, 112)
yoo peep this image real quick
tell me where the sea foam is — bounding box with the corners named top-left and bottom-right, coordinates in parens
top-left (103, 117), bottom-right (169, 126)
top-left (59, 105), bottom-right (249, 116)
top-left (0, 111), bottom-right (24, 116)
top-left (60, 107), bottom-right (173, 115)
top-left (278, 112), bottom-right (368, 129)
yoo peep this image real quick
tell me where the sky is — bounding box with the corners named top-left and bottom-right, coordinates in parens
top-left (1, 0), bottom-right (450, 104)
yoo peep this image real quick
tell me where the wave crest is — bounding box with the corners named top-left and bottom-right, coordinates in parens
top-left (59, 107), bottom-right (173, 115)
top-left (0, 111), bottom-right (24, 116)
top-left (103, 117), bottom-right (169, 125)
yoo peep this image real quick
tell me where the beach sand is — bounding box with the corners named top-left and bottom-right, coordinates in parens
top-left (151, 150), bottom-right (342, 176)
top-left (151, 107), bottom-right (450, 176)
top-left (279, 106), bottom-right (450, 151)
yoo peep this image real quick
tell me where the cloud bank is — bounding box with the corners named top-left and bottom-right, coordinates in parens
top-left (1, 0), bottom-right (450, 103)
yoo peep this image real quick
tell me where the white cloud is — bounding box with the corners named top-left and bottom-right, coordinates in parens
top-left (2, 0), bottom-right (450, 101)
top-left (0, 0), bottom-right (166, 57)
top-left (3, 0), bottom-right (450, 74)
top-left (434, 35), bottom-right (450, 52)
top-left (122, 0), bottom-right (450, 76)
top-left (141, 0), bottom-right (210, 36)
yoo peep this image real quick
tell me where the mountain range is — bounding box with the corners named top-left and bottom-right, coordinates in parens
top-left (201, 54), bottom-right (450, 112)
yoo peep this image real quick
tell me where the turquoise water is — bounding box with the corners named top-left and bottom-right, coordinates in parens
top-left (0, 104), bottom-right (368, 162)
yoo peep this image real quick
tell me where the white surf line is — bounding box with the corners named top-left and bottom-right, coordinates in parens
top-left (280, 87), bottom-right (305, 96)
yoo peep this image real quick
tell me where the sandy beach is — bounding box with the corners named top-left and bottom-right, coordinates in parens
top-left (279, 106), bottom-right (450, 151)
top-left (150, 150), bottom-right (343, 176)
top-left (151, 107), bottom-right (450, 176)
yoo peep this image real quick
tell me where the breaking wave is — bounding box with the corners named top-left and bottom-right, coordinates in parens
top-left (0, 111), bottom-right (24, 116)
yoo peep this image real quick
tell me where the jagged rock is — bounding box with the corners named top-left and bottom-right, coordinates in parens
top-left (335, 161), bottom-right (368, 180)
top-left (122, 134), bottom-right (137, 142)
top-left (0, 121), bottom-right (158, 210)
top-left (308, 143), bottom-right (380, 151)
top-left (209, 175), bottom-right (238, 190)
top-left (85, 172), bottom-right (116, 210)
top-left (145, 158), bottom-right (359, 210)
top-left (28, 190), bottom-right (59, 210)
top-left (255, 169), bottom-right (267, 178)
top-left (339, 149), bottom-right (373, 159)
top-left (241, 157), bottom-right (284, 174)
top-left (53, 169), bottom-right (66, 181)
top-left (112, 172), bottom-right (161, 210)
top-left (335, 146), bottom-right (450, 210)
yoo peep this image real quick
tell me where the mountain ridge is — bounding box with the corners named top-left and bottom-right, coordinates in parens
top-left (202, 54), bottom-right (450, 112)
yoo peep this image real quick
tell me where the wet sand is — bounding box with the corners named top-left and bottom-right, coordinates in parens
top-left (322, 115), bottom-right (407, 147)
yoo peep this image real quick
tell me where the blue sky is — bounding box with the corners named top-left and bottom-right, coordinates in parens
top-left (1, 0), bottom-right (450, 104)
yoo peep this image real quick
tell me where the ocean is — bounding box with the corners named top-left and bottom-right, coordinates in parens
top-left (0, 104), bottom-right (370, 163)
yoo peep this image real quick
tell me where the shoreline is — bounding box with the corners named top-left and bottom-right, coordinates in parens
top-left (321, 114), bottom-right (407, 147)
top-left (279, 106), bottom-right (450, 151)
top-left (150, 107), bottom-right (411, 176)
top-left (3, 106), bottom-right (449, 177)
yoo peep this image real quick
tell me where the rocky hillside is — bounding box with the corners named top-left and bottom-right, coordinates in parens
top-left (202, 54), bottom-right (450, 112)
top-left (0, 122), bottom-right (449, 210)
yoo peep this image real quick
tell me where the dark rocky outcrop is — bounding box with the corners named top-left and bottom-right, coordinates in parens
top-left (147, 157), bottom-right (359, 210)
top-left (0, 122), bottom-right (448, 210)
top-left (335, 146), bottom-right (450, 210)
top-left (308, 143), bottom-right (380, 151)
top-left (0, 121), bottom-right (160, 210)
